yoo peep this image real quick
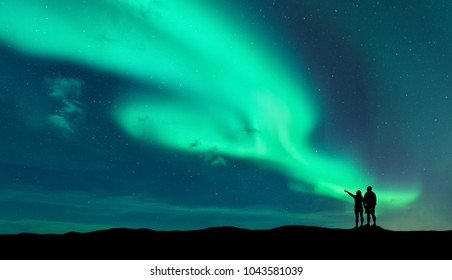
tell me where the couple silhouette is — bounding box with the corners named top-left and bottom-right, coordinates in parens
top-left (344, 186), bottom-right (377, 228)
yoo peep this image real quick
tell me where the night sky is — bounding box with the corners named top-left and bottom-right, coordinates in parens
top-left (0, 0), bottom-right (451, 234)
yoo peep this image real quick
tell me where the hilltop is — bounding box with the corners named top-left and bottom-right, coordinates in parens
top-left (1, 225), bottom-right (450, 259)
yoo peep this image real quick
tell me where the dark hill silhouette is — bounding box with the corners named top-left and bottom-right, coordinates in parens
top-left (1, 225), bottom-right (451, 260)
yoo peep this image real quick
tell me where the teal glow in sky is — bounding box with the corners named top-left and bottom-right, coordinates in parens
top-left (0, 0), bottom-right (451, 233)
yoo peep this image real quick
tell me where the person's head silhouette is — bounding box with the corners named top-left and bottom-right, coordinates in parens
top-left (367, 186), bottom-right (372, 191)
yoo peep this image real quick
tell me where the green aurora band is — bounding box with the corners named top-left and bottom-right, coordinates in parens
top-left (0, 0), bottom-right (419, 213)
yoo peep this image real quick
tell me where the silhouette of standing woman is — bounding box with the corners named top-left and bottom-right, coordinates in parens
top-left (363, 186), bottom-right (377, 226)
top-left (344, 189), bottom-right (364, 228)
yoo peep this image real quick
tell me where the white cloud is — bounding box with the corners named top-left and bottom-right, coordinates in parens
top-left (47, 77), bottom-right (84, 99)
top-left (199, 148), bottom-right (227, 167)
top-left (211, 156), bottom-right (227, 166)
top-left (46, 77), bottom-right (86, 134)
top-left (48, 115), bottom-right (73, 132)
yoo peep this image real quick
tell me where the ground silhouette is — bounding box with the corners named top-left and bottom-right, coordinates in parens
top-left (1, 225), bottom-right (450, 260)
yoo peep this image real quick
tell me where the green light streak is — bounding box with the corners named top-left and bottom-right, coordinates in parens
top-left (0, 0), bottom-right (420, 209)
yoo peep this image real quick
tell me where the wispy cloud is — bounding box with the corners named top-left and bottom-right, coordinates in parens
top-left (197, 147), bottom-right (227, 167)
top-left (46, 77), bottom-right (86, 134)
top-left (0, 219), bottom-right (112, 235)
top-left (0, 186), bottom-right (340, 232)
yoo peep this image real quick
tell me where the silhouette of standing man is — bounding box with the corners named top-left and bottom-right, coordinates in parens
top-left (344, 189), bottom-right (364, 228)
top-left (363, 186), bottom-right (377, 226)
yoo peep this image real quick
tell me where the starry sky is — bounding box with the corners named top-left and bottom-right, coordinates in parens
top-left (0, 0), bottom-right (451, 234)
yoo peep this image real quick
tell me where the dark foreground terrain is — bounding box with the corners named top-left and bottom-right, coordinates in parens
top-left (1, 225), bottom-right (450, 260)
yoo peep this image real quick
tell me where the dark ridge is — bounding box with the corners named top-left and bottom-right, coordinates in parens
top-left (1, 225), bottom-right (451, 260)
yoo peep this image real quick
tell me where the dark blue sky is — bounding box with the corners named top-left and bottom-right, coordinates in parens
top-left (0, 0), bottom-right (451, 233)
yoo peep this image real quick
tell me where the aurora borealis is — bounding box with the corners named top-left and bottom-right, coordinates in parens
top-left (0, 0), bottom-right (451, 233)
